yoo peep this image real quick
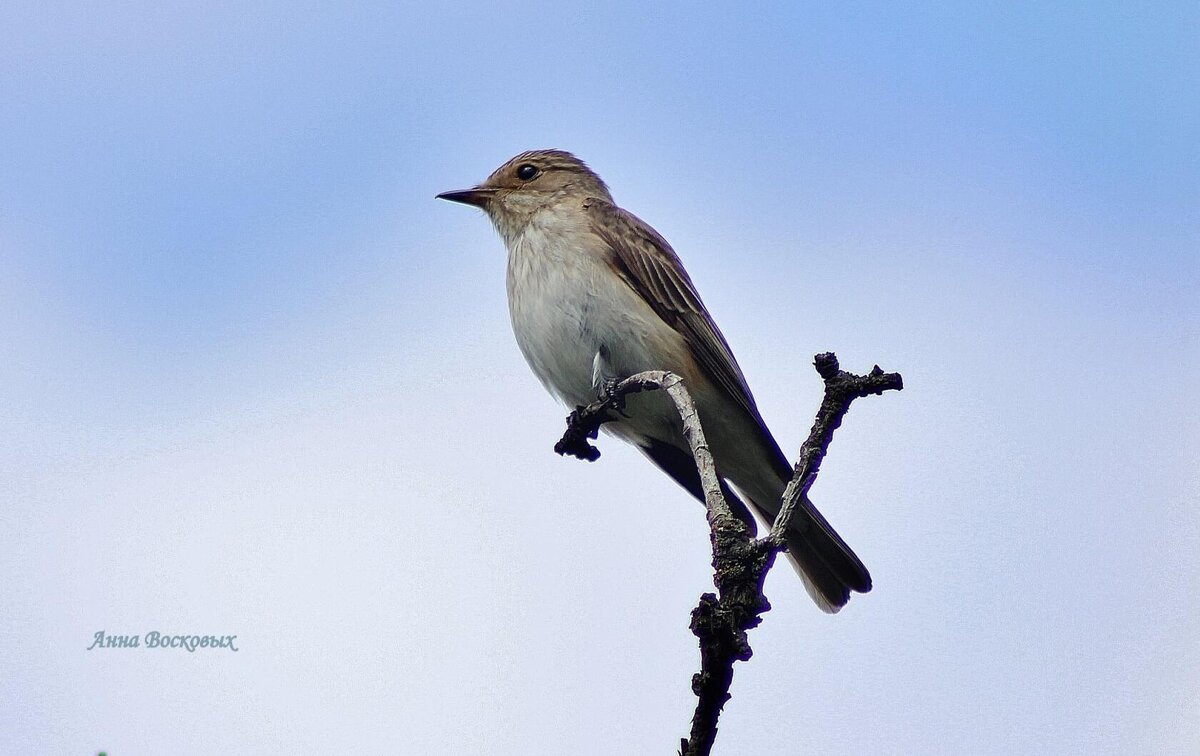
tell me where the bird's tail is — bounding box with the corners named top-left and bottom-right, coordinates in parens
top-left (753, 494), bottom-right (872, 613)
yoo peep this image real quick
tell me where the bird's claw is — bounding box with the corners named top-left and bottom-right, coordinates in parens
top-left (599, 377), bottom-right (626, 411)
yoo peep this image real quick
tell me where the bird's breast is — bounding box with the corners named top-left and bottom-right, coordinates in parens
top-left (504, 214), bottom-right (690, 409)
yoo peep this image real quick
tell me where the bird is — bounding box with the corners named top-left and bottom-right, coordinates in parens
top-left (437, 149), bottom-right (870, 612)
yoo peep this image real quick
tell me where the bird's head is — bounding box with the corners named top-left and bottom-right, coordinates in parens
top-left (437, 149), bottom-right (613, 240)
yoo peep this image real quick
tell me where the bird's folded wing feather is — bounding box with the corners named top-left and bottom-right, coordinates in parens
top-left (583, 198), bottom-right (769, 428)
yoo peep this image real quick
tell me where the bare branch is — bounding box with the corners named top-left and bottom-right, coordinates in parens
top-left (555, 354), bottom-right (902, 756)
top-left (768, 353), bottom-right (904, 543)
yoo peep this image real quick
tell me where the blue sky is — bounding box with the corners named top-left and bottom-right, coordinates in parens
top-left (2, 2), bottom-right (1197, 754)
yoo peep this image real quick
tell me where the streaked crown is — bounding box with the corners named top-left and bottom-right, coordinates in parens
top-left (481, 149), bottom-right (613, 202)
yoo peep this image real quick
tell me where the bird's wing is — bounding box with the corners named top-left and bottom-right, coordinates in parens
top-left (583, 197), bottom-right (770, 429)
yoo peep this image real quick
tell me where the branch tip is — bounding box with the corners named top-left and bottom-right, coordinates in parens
top-left (813, 351), bottom-right (840, 379)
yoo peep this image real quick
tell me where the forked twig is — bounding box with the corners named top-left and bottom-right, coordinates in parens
top-left (556, 353), bottom-right (902, 756)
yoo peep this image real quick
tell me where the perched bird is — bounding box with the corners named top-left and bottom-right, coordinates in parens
top-left (437, 150), bottom-right (870, 612)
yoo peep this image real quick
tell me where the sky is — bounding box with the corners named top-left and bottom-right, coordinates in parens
top-left (1, 1), bottom-right (1198, 754)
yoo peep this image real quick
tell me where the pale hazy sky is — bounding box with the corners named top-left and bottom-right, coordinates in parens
top-left (2, 2), bottom-right (1198, 754)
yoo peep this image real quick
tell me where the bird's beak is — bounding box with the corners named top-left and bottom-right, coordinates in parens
top-left (436, 186), bottom-right (495, 208)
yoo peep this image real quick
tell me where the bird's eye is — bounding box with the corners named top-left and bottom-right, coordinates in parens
top-left (516, 164), bottom-right (539, 181)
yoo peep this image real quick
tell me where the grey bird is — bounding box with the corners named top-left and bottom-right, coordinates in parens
top-left (438, 149), bottom-right (870, 612)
